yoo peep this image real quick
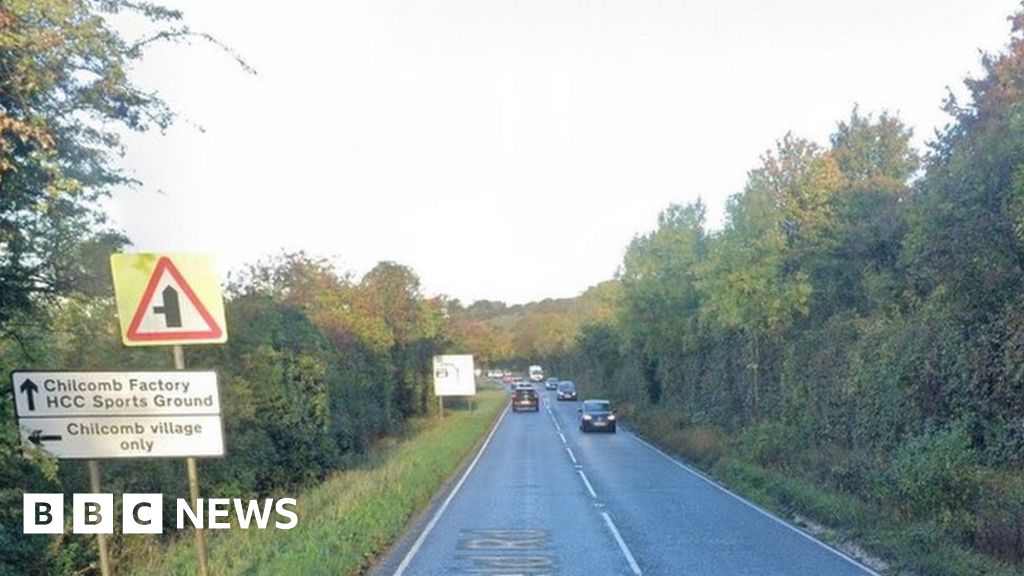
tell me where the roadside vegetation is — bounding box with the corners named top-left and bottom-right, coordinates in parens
top-left (118, 389), bottom-right (505, 576)
top-left (6, 0), bottom-right (1024, 574)
top-left (0, 4), bottom-right (491, 574)
top-left (474, 9), bottom-right (1024, 575)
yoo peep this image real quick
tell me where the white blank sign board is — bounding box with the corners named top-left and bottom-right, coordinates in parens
top-left (433, 355), bottom-right (476, 397)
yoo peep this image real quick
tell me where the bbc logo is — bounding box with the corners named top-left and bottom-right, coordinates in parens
top-left (24, 494), bottom-right (163, 534)
top-left (25, 494), bottom-right (298, 533)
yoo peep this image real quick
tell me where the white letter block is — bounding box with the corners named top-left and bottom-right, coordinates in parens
top-left (123, 494), bottom-right (163, 534)
top-left (73, 493), bottom-right (113, 534)
top-left (24, 493), bottom-right (64, 534)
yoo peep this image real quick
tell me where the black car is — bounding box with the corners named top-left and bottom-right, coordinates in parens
top-left (556, 381), bottom-right (577, 401)
top-left (511, 388), bottom-right (540, 412)
top-left (579, 399), bottom-right (616, 432)
top-left (544, 377), bottom-right (560, 390)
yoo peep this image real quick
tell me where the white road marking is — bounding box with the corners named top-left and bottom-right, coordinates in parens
top-left (566, 446), bottom-right (577, 464)
top-left (393, 405), bottom-right (510, 576)
top-left (628, 432), bottom-right (881, 576)
top-left (602, 512), bottom-right (642, 576)
top-left (577, 469), bottom-right (597, 498)
top-left (558, 432), bottom-right (567, 444)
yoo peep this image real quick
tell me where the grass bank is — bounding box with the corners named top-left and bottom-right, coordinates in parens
top-left (119, 388), bottom-right (506, 576)
top-left (626, 406), bottom-right (1024, 576)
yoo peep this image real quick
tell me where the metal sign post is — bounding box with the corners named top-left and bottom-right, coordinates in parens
top-left (32, 251), bottom-right (236, 576)
top-left (174, 344), bottom-right (209, 576)
top-left (109, 252), bottom-right (226, 576)
top-left (88, 461), bottom-right (112, 576)
top-left (10, 368), bottom-right (223, 576)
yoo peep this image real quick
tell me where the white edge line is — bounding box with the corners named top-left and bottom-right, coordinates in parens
top-left (566, 446), bottom-right (577, 464)
top-left (393, 405), bottom-right (510, 576)
top-left (628, 432), bottom-right (881, 576)
top-left (577, 469), bottom-right (597, 498)
top-left (602, 512), bottom-right (642, 576)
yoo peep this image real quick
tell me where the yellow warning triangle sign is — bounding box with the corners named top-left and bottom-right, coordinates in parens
top-left (111, 254), bottom-right (228, 346)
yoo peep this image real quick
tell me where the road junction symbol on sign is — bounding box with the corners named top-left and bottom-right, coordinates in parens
top-left (110, 254), bottom-right (227, 346)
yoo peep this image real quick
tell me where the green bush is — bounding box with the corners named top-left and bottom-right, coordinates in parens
top-left (737, 421), bottom-right (806, 470)
top-left (968, 469), bottom-right (1024, 563)
top-left (889, 422), bottom-right (978, 523)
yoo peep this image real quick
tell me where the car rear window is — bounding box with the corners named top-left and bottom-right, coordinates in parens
top-left (515, 390), bottom-right (536, 399)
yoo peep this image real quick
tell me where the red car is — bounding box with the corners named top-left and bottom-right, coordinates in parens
top-left (511, 388), bottom-right (539, 412)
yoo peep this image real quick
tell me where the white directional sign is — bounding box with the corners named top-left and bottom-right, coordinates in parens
top-left (13, 371), bottom-right (220, 416)
top-left (11, 371), bottom-right (223, 459)
top-left (433, 355), bottom-right (476, 397)
top-left (17, 416), bottom-right (223, 459)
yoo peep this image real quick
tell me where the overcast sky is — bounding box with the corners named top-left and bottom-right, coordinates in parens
top-left (105, 0), bottom-right (1020, 305)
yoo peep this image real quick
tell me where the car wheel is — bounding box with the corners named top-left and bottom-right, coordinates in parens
top-left (610, 425), bottom-right (617, 433)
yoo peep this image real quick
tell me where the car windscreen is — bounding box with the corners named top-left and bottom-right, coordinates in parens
top-left (583, 401), bottom-right (610, 412)
top-left (558, 382), bottom-right (575, 391)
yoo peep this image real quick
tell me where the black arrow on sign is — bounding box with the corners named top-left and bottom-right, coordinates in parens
top-left (28, 430), bottom-right (62, 446)
top-left (153, 285), bottom-right (182, 328)
top-left (19, 379), bottom-right (38, 411)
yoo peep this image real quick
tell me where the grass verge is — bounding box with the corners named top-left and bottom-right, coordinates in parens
top-left (119, 388), bottom-right (506, 576)
top-left (628, 412), bottom-right (1024, 576)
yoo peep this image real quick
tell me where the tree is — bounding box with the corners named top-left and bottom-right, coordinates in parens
top-left (0, 1), bottom-right (181, 333)
top-left (831, 107), bottom-right (918, 187)
top-left (360, 262), bottom-right (434, 345)
top-left (695, 137), bottom-right (838, 420)
top-left (0, 5), bottom-right (248, 572)
top-left (814, 109), bottom-right (917, 318)
top-left (903, 11), bottom-right (1024, 321)
top-left (360, 262), bottom-right (443, 416)
top-left (446, 318), bottom-right (511, 366)
top-left (619, 202), bottom-right (707, 404)
top-left (228, 251), bottom-right (394, 352)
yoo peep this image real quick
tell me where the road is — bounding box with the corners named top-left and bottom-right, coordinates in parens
top-left (374, 388), bottom-right (878, 576)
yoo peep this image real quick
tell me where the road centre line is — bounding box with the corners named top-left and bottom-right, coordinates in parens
top-left (393, 405), bottom-right (510, 576)
top-left (558, 432), bottom-right (567, 444)
top-left (627, 432), bottom-right (880, 576)
top-left (602, 512), bottom-right (643, 576)
top-left (550, 392), bottom-right (638, 575)
top-left (577, 469), bottom-right (597, 498)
